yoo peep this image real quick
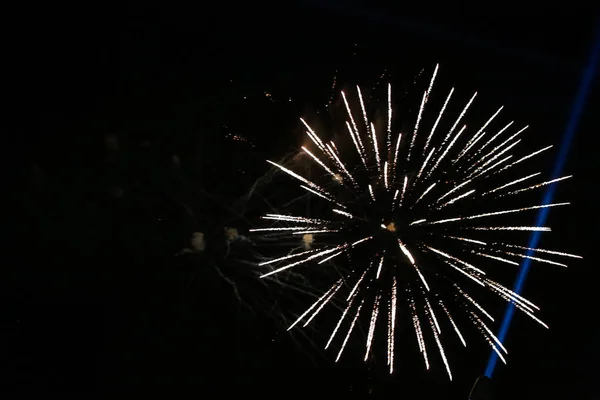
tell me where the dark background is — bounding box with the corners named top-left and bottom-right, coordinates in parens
top-left (3, 3), bottom-right (599, 398)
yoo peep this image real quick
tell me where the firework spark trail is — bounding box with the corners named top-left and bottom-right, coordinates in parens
top-left (429, 311), bottom-right (453, 380)
top-left (336, 300), bottom-right (364, 362)
top-left (387, 84), bottom-right (393, 155)
top-left (496, 243), bottom-right (582, 259)
top-left (326, 295), bottom-right (357, 349)
top-left (388, 277), bottom-right (398, 372)
top-left (413, 183), bottom-right (437, 207)
top-left (416, 147), bottom-right (436, 181)
top-left (455, 107), bottom-right (505, 162)
top-left (262, 214), bottom-right (329, 224)
top-left (467, 127), bottom-right (527, 173)
top-left (475, 252), bottom-right (520, 266)
top-left (346, 121), bottom-right (368, 169)
top-left (303, 281), bottom-right (343, 327)
top-left (356, 86), bottom-right (370, 148)
top-left (466, 139), bottom-right (521, 179)
top-left (492, 145), bottom-right (553, 176)
top-left (439, 92), bottom-right (477, 150)
top-left (371, 122), bottom-right (382, 173)
top-left (440, 300), bottom-right (466, 346)
top-left (428, 202), bottom-right (570, 225)
top-left (252, 65), bottom-right (577, 377)
top-left (437, 189), bottom-right (475, 209)
top-left (423, 88), bottom-right (454, 154)
top-left (407, 91), bottom-right (427, 162)
top-left (467, 121), bottom-right (514, 159)
top-left (482, 172), bottom-right (541, 196)
top-left (497, 175), bottom-right (573, 198)
top-left (287, 280), bottom-right (342, 330)
top-left (454, 285), bottom-right (494, 321)
top-left (365, 295), bottom-right (381, 361)
top-left (393, 133), bottom-right (403, 176)
top-left (400, 176), bottom-right (408, 206)
top-left (426, 125), bottom-right (467, 179)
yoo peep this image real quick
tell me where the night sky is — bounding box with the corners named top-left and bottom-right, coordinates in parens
top-left (4, 4), bottom-right (599, 398)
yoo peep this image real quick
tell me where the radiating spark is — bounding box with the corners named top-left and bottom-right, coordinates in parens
top-left (445, 261), bottom-right (486, 287)
top-left (333, 209), bottom-right (355, 219)
top-left (497, 243), bottom-right (582, 259)
top-left (371, 122), bottom-right (381, 173)
top-left (471, 226), bottom-right (551, 231)
top-left (300, 185), bottom-right (345, 208)
top-left (263, 214), bottom-right (328, 224)
top-left (427, 125), bottom-right (467, 179)
top-left (475, 252), bottom-right (520, 266)
top-left (400, 176), bottom-right (408, 206)
top-left (423, 88), bottom-right (454, 153)
top-left (292, 229), bottom-right (338, 235)
top-left (288, 280), bottom-right (342, 330)
top-left (474, 121), bottom-right (514, 154)
top-left (302, 146), bottom-right (337, 179)
top-left (356, 85), bottom-right (369, 148)
top-left (376, 253), bottom-right (386, 279)
top-left (413, 182), bottom-right (437, 207)
top-left (392, 189), bottom-right (399, 210)
top-left (455, 107), bottom-right (504, 162)
top-left (260, 245), bottom-right (346, 278)
top-left (388, 277), bottom-right (398, 373)
top-left (350, 236), bottom-right (373, 249)
top-left (393, 133), bottom-right (402, 173)
top-left (439, 92), bottom-right (477, 149)
top-left (426, 298), bottom-right (441, 333)
top-left (369, 184), bottom-right (376, 201)
top-left (438, 189), bottom-right (475, 209)
top-left (317, 250), bottom-right (345, 264)
top-left (267, 160), bottom-right (331, 194)
top-left (398, 240), bottom-right (416, 264)
top-left (444, 235), bottom-right (487, 245)
top-left (425, 246), bottom-right (486, 274)
top-left (498, 175), bottom-right (573, 198)
top-left (408, 91), bottom-right (427, 161)
top-left (384, 161), bottom-right (389, 188)
top-left (468, 128), bottom-right (526, 173)
top-left (455, 285), bottom-right (495, 321)
top-left (303, 281), bottom-right (343, 326)
top-left (440, 301), bottom-right (466, 346)
top-left (387, 84), bottom-right (393, 155)
top-left (470, 155), bottom-right (513, 179)
top-left (258, 248), bottom-right (318, 266)
top-left (430, 312), bottom-right (453, 380)
top-left (250, 226), bottom-right (312, 232)
top-left (416, 147), bottom-right (436, 181)
top-left (409, 219), bottom-right (427, 225)
top-left (336, 300), bottom-right (364, 362)
top-left (482, 172), bottom-right (541, 196)
top-left (346, 121), bottom-right (368, 168)
top-left (326, 143), bottom-right (358, 189)
top-left (341, 91), bottom-right (361, 148)
top-left (493, 145), bottom-right (553, 176)
top-left (437, 179), bottom-right (472, 202)
top-left (429, 202), bottom-right (569, 225)
top-left (365, 295), bottom-right (381, 361)
top-left (347, 263), bottom-right (371, 300)
top-left (326, 296), bottom-right (356, 349)
top-left (502, 251), bottom-right (568, 267)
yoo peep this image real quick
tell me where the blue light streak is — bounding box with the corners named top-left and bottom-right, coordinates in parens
top-left (485, 18), bottom-right (600, 378)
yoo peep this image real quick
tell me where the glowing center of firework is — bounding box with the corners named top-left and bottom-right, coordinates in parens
top-left (385, 222), bottom-right (397, 232)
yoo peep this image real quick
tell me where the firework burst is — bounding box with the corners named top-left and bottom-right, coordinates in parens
top-left (250, 65), bottom-right (580, 378)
